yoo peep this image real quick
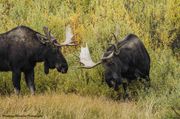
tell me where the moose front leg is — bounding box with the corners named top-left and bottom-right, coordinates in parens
top-left (139, 76), bottom-right (151, 91)
top-left (24, 69), bottom-right (35, 95)
top-left (112, 73), bottom-right (122, 91)
top-left (105, 71), bottom-right (114, 88)
top-left (122, 82), bottom-right (129, 100)
top-left (12, 70), bottom-right (21, 95)
top-left (145, 76), bottom-right (151, 89)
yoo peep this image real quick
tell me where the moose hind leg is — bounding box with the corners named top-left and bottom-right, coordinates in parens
top-left (145, 76), bottom-right (151, 89)
top-left (12, 70), bottom-right (21, 95)
top-left (24, 69), bottom-right (35, 95)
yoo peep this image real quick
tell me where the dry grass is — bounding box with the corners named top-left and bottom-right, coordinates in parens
top-left (0, 93), bottom-right (170, 119)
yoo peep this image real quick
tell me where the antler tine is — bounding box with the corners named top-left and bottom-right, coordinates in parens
top-left (60, 40), bottom-right (78, 46)
top-left (43, 26), bottom-right (51, 40)
top-left (115, 24), bottom-right (120, 38)
top-left (78, 61), bottom-right (102, 69)
top-left (101, 51), bottom-right (114, 60)
top-left (78, 44), bottom-right (101, 69)
top-left (43, 26), bottom-right (58, 44)
top-left (60, 25), bottom-right (78, 47)
top-left (49, 32), bottom-right (58, 42)
top-left (112, 32), bottom-right (118, 42)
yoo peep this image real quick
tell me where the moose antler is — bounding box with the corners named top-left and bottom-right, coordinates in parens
top-left (42, 25), bottom-right (78, 47)
top-left (60, 25), bottom-right (78, 46)
top-left (78, 43), bottom-right (115, 69)
top-left (79, 44), bottom-right (101, 69)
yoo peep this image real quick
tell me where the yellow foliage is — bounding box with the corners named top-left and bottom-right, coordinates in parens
top-left (0, 1), bottom-right (179, 119)
top-left (0, 0), bottom-right (179, 49)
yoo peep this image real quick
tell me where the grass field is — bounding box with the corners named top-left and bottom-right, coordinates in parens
top-left (0, 93), bottom-right (179, 119)
top-left (0, 0), bottom-right (179, 118)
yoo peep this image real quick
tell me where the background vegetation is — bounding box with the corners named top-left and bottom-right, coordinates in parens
top-left (0, 0), bottom-right (179, 118)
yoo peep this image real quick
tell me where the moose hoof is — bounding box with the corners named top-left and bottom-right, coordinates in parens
top-left (14, 89), bottom-right (20, 95)
top-left (123, 94), bottom-right (131, 101)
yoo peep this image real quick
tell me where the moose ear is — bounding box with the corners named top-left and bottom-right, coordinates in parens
top-left (36, 33), bottom-right (49, 44)
top-left (44, 61), bottom-right (49, 74)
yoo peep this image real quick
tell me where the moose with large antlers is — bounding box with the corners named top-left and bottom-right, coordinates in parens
top-left (0, 25), bottom-right (76, 95)
top-left (79, 34), bottom-right (151, 98)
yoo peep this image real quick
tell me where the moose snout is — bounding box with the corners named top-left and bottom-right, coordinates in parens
top-left (56, 64), bottom-right (68, 73)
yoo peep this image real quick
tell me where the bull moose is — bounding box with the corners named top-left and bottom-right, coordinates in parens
top-left (79, 34), bottom-right (150, 98)
top-left (0, 25), bottom-right (76, 95)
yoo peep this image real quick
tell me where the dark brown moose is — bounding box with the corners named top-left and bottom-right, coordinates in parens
top-left (78, 34), bottom-right (151, 98)
top-left (0, 25), bottom-right (76, 95)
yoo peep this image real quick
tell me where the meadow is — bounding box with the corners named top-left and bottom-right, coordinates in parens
top-left (0, 0), bottom-right (179, 118)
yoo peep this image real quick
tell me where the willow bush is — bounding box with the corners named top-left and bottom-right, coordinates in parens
top-left (0, 0), bottom-right (179, 102)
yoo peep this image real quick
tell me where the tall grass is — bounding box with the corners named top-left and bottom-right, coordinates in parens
top-left (0, 0), bottom-right (179, 118)
top-left (0, 93), bottom-right (179, 119)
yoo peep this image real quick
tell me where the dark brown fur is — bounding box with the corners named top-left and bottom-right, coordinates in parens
top-left (0, 26), bottom-right (68, 94)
